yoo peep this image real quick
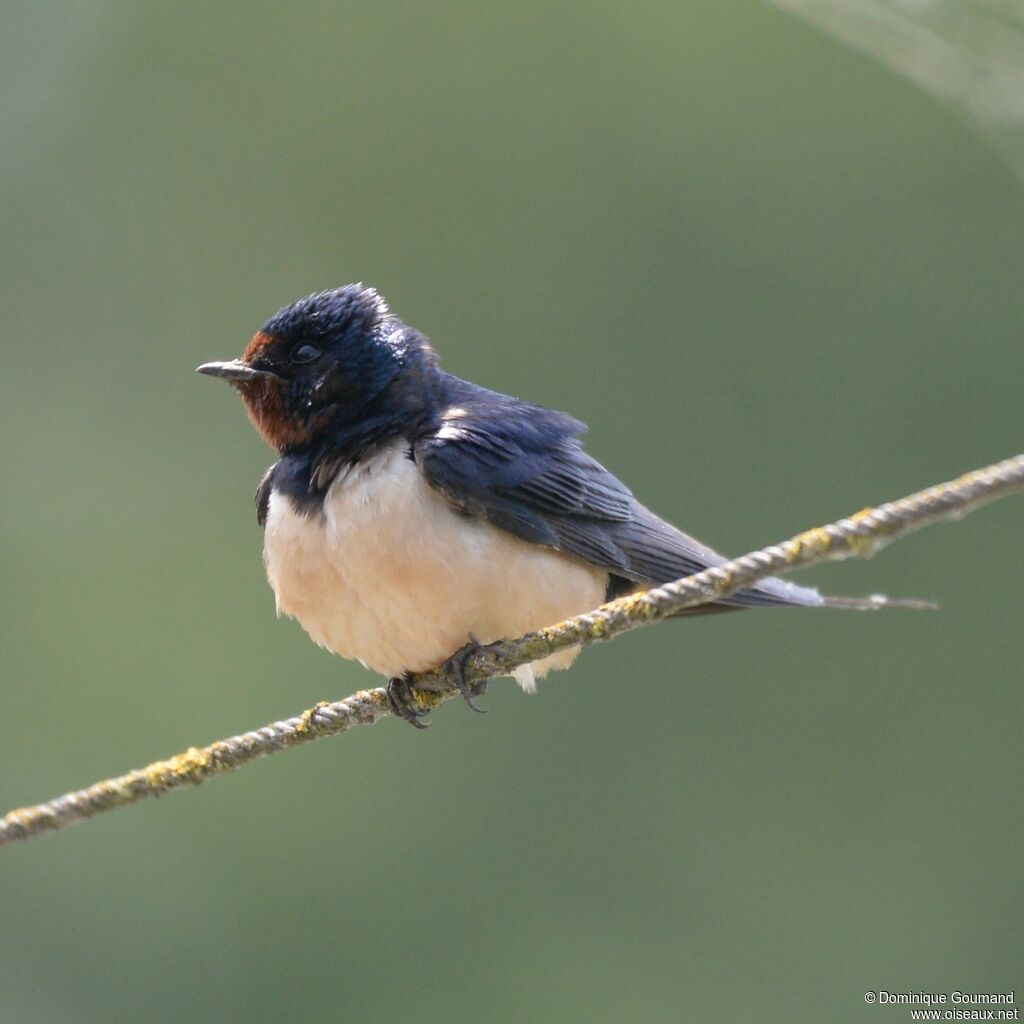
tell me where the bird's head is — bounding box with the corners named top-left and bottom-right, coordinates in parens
top-left (198, 285), bottom-right (438, 453)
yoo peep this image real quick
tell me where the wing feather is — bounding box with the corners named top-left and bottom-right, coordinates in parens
top-left (415, 385), bottom-right (821, 609)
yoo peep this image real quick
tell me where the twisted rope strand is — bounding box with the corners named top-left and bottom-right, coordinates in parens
top-left (2, 453), bottom-right (1021, 849)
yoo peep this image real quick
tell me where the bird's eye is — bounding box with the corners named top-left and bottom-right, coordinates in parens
top-left (291, 343), bottom-right (322, 364)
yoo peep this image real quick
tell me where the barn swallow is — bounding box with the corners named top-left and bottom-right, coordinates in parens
top-left (198, 284), bottom-right (897, 726)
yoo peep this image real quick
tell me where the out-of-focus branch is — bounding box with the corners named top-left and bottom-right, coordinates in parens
top-left (766, 0), bottom-right (1024, 180)
top-left (1, 454), bottom-right (1021, 849)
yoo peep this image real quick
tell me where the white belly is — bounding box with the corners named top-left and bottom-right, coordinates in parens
top-left (262, 439), bottom-right (607, 688)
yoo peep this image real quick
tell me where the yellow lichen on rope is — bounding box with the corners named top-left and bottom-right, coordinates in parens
top-left (785, 526), bottom-right (835, 563)
top-left (1, 453), bottom-right (1022, 849)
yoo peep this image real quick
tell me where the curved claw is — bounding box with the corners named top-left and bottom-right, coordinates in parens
top-left (462, 692), bottom-right (489, 715)
top-left (386, 674), bottom-right (431, 729)
top-left (442, 634), bottom-right (491, 714)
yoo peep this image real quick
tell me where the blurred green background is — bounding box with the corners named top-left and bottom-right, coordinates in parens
top-left (1, 2), bottom-right (1020, 1022)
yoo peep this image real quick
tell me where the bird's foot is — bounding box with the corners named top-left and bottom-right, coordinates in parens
top-left (387, 637), bottom-right (501, 726)
top-left (386, 673), bottom-right (431, 729)
top-left (442, 634), bottom-right (492, 713)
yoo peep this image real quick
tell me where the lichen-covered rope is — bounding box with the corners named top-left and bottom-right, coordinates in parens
top-left (2, 453), bottom-right (1021, 849)
top-left (0, 689), bottom-right (389, 845)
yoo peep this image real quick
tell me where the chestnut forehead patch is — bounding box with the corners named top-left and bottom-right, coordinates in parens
top-left (243, 330), bottom-right (275, 363)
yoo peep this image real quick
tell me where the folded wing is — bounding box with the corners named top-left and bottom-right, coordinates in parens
top-left (415, 385), bottom-right (823, 609)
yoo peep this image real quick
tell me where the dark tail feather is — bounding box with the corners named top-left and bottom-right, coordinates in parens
top-left (618, 505), bottom-right (935, 614)
top-left (609, 569), bottom-right (936, 614)
top-left (726, 572), bottom-right (936, 611)
top-left (819, 594), bottom-right (938, 611)
top-left (666, 592), bottom-right (936, 618)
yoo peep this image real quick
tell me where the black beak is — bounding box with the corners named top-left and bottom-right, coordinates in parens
top-left (195, 360), bottom-right (274, 383)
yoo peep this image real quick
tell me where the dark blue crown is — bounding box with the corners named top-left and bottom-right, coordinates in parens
top-left (262, 284), bottom-right (389, 344)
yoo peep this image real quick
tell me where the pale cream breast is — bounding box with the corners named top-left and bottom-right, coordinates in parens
top-left (262, 439), bottom-right (608, 688)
